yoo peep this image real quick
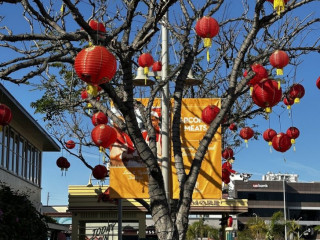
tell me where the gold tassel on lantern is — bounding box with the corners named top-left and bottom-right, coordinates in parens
top-left (273, 0), bottom-right (285, 16)
top-left (86, 84), bottom-right (98, 113)
top-left (99, 146), bottom-right (106, 164)
top-left (276, 68), bottom-right (284, 75)
top-left (144, 67), bottom-right (149, 85)
top-left (203, 38), bottom-right (212, 62)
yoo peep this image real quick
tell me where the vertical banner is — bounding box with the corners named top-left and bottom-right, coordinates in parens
top-left (171, 98), bottom-right (222, 199)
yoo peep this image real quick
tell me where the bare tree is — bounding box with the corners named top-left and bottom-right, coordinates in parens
top-left (1, 0), bottom-right (320, 239)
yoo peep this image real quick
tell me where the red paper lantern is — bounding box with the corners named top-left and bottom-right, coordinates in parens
top-left (222, 147), bottom-right (234, 160)
top-left (272, 133), bottom-right (292, 152)
top-left (243, 63), bottom-right (268, 93)
top-left (56, 157), bottom-right (68, 170)
top-left (266, 0), bottom-right (290, 15)
top-left (64, 160), bottom-right (70, 170)
top-left (239, 127), bottom-right (254, 143)
top-left (201, 105), bottom-right (220, 125)
top-left (92, 112), bottom-right (108, 126)
top-left (88, 19), bottom-right (106, 33)
top-left (229, 123), bottom-right (237, 131)
top-left (288, 83), bottom-right (305, 103)
top-left (286, 126), bottom-right (300, 144)
top-left (138, 53), bottom-right (154, 75)
top-left (227, 216), bottom-right (233, 227)
top-left (65, 140), bottom-right (76, 149)
top-left (91, 124), bottom-right (117, 149)
top-left (263, 128), bottom-right (277, 146)
top-left (269, 50), bottom-right (289, 76)
top-left (152, 61), bottom-right (162, 72)
top-left (252, 79), bottom-right (282, 113)
top-left (0, 103), bottom-right (12, 130)
top-left (92, 164), bottom-right (108, 180)
top-left (283, 96), bottom-right (294, 110)
top-left (74, 46), bottom-right (117, 85)
top-left (316, 77), bottom-right (320, 89)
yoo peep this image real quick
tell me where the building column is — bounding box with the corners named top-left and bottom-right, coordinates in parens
top-left (138, 213), bottom-right (146, 239)
top-left (72, 212), bottom-right (79, 240)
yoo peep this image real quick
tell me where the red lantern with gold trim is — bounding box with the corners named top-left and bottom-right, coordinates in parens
top-left (201, 105), bottom-right (220, 125)
top-left (286, 126), bottom-right (300, 144)
top-left (252, 79), bottom-right (282, 113)
top-left (266, 0), bottom-right (290, 15)
top-left (65, 140), bottom-right (76, 149)
top-left (240, 127), bottom-right (254, 144)
top-left (222, 147), bottom-right (234, 160)
top-left (269, 50), bottom-right (289, 76)
top-left (92, 112), bottom-right (108, 126)
top-left (91, 124), bottom-right (117, 149)
top-left (138, 53), bottom-right (154, 76)
top-left (272, 132), bottom-right (292, 152)
top-left (74, 46), bottom-right (117, 85)
top-left (0, 103), bottom-right (12, 131)
top-left (263, 128), bottom-right (277, 146)
top-left (243, 63), bottom-right (268, 94)
top-left (288, 83), bottom-right (305, 103)
top-left (92, 164), bottom-right (108, 180)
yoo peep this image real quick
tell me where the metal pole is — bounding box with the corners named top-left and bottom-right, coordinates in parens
top-left (283, 178), bottom-right (287, 240)
top-left (118, 199), bottom-right (122, 240)
top-left (253, 213), bottom-right (258, 240)
top-left (161, 12), bottom-right (170, 202)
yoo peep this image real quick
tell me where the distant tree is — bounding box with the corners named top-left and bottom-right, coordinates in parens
top-left (186, 218), bottom-right (219, 240)
top-left (0, 183), bottom-right (48, 240)
top-left (247, 216), bottom-right (268, 239)
top-left (265, 211), bottom-right (285, 240)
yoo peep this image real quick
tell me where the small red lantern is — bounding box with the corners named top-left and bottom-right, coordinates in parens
top-left (195, 16), bottom-right (219, 61)
top-left (283, 96), bottom-right (294, 110)
top-left (88, 19), bottom-right (106, 33)
top-left (269, 50), bottom-right (289, 76)
top-left (91, 124), bottom-right (117, 149)
top-left (243, 63), bottom-right (268, 94)
top-left (201, 105), bottom-right (220, 125)
top-left (252, 79), bottom-right (282, 113)
top-left (286, 127), bottom-right (300, 144)
top-left (0, 103), bottom-right (12, 131)
top-left (239, 127), bottom-right (254, 144)
top-left (288, 83), bottom-right (305, 103)
top-left (152, 61), bottom-right (162, 72)
top-left (272, 132), bottom-right (292, 152)
top-left (263, 128), bottom-right (277, 146)
top-left (92, 164), bottom-right (108, 180)
top-left (316, 77), bottom-right (320, 89)
top-left (229, 123), bottom-right (237, 132)
top-left (266, 0), bottom-right (290, 15)
top-left (222, 147), bottom-right (234, 160)
top-left (56, 157), bottom-right (69, 174)
top-left (92, 112), bottom-right (108, 126)
top-left (74, 46), bottom-right (117, 85)
top-left (227, 216), bottom-right (233, 227)
top-left (65, 140), bottom-right (76, 149)
top-left (138, 53), bottom-right (154, 76)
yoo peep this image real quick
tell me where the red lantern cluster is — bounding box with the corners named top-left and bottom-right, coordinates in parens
top-left (138, 53), bottom-right (154, 75)
top-left (65, 140), bottom-right (76, 149)
top-left (88, 19), bottom-right (106, 33)
top-left (288, 83), bottom-right (305, 103)
top-left (92, 164), bottom-right (108, 180)
top-left (269, 50), bottom-right (289, 76)
top-left (91, 124), bottom-right (117, 149)
top-left (92, 112), bottom-right (108, 126)
top-left (240, 127), bottom-right (254, 144)
top-left (74, 46), bottom-right (117, 85)
top-left (201, 105), bottom-right (220, 125)
top-left (272, 133), bottom-right (292, 152)
top-left (243, 63), bottom-right (268, 93)
top-left (252, 79), bottom-right (282, 113)
top-left (0, 103), bottom-right (12, 130)
top-left (56, 156), bottom-right (71, 173)
top-left (222, 147), bottom-right (234, 160)
top-left (263, 128), bottom-right (277, 146)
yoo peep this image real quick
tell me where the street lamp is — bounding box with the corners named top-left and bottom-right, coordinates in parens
top-left (253, 213), bottom-right (258, 240)
top-left (283, 177), bottom-right (288, 240)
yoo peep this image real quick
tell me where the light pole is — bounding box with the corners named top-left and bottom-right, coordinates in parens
top-left (283, 178), bottom-right (288, 240)
top-left (297, 217), bottom-right (302, 240)
top-left (253, 213), bottom-right (258, 240)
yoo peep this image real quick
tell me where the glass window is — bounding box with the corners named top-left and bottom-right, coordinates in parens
top-left (8, 130), bottom-right (15, 172)
top-left (18, 137), bottom-right (24, 177)
top-left (0, 129), bottom-right (3, 167)
top-left (3, 127), bottom-right (9, 169)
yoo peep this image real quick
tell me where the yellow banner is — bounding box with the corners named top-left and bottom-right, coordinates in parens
top-left (109, 98), bottom-right (221, 199)
top-left (171, 98), bottom-right (222, 199)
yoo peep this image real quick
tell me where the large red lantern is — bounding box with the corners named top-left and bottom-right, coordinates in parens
top-left (266, 0), bottom-right (290, 15)
top-left (252, 79), bottom-right (282, 113)
top-left (269, 50), bottom-right (289, 76)
top-left (91, 124), bottom-right (117, 149)
top-left (92, 112), bottom-right (108, 126)
top-left (65, 140), bottom-right (76, 149)
top-left (263, 128), bottom-right (277, 146)
top-left (138, 53), bottom-right (154, 75)
top-left (92, 164), bottom-right (108, 180)
top-left (272, 133), bottom-right (292, 152)
top-left (239, 127), bottom-right (254, 144)
top-left (288, 83), bottom-right (305, 103)
top-left (243, 63), bottom-right (268, 94)
top-left (286, 127), bottom-right (300, 144)
top-left (88, 19), bottom-right (106, 33)
top-left (0, 103), bottom-right (12, 130)
top-left (74, 46), bottom-right (117, 85)
top-left (316, 77), bottom-right (320, 89)
top-left (222, 147), bottom-right (234, 160)
top-left (201, 105), bottom-right (220, 125)
top-left (195, 16), bottom-right (219, 61)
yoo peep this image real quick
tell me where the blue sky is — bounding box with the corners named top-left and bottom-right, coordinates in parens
top-left (1, 1), bottom-right (320, 206)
